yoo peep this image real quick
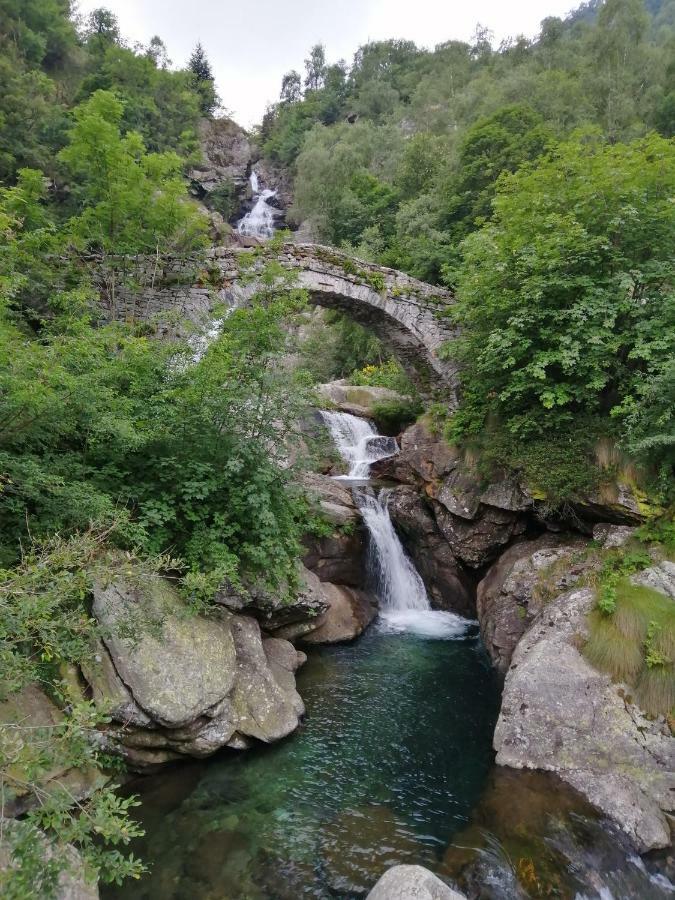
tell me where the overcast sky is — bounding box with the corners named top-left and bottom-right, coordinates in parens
top-left (76, 0), bottom-right (577, 128)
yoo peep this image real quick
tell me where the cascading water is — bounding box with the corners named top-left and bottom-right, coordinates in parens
top-left (320, 410), bottom-right (397, 479)
top-left (237, 169), bottom-right (277, 239)
top-left (359, 489), bottom-right (473, 638)
top-left (320, 409), bottom-right (474, 638)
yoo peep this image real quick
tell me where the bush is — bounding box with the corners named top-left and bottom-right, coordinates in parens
top-left (371, 398), bottom-right (423, 434)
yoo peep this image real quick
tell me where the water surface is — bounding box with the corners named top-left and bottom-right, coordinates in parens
top-left (106, 626), bottom-right (500, 899)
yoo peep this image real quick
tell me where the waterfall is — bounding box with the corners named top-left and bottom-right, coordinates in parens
top-left (237, 170), bottom-right (277, 239)
top-left (320, 409), bottom-right (474, 639)
top-left (358, 490), bottom-right (472, 638)
top-left (319, 410), bottom-right (397, 479)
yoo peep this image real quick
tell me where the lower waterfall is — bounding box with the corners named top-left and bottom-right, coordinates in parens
top-left (359, 489), bottom-right (472, 638)
top-left (321, 409), bottom-right (473, 639)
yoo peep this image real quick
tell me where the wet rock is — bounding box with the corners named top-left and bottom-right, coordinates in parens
top-left (301, 583), bottom-right (377, 644)
top-left (387, 485), bottom-right (474, 616)
top-left (477, 535), bottom-right (587, 672)
top-left (367, 865), bottom-right (466, 900)
top-left (494, 586), bottom-right (675, 852)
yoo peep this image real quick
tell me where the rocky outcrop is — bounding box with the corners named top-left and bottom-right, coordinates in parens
top-left (387, 486), bottom-right (474, 616)
top-left (89, 576), bottom-right (305, 768)
top-left (317, 380), bottom-right (411, 419)
top-left (494, 585), bottom-right (675, 852)
top-left (189, 117), bottom-right (252, 200)
top-left (300, 583), bottom-right (377, 644)
top-left (477, 534), bottom-right (587, 672)
top-left (367, 865), bottom-right (466, 900)
top-left (301, 473), bottom-right (367, 586)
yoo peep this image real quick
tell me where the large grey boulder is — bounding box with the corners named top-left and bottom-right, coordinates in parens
top-left (89, 575), bottom-right (305, 767)
top-left (387, 485), bottom-right (474, 616)
top-left (494, 586), bottom-right (675, 852)
top-left (367, 865), bottom-right (466, 900)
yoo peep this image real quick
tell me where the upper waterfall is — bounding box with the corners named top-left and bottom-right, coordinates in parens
top-left (237, 170), bottom-right (277, 239)
top-left (319, 410), bottom-right (397, 479)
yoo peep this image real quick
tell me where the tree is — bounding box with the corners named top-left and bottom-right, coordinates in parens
top-left (58, 90), bottom-right (207, 253)
top-left (188, 42), bottom-right (219, 114)
top-left (453, 133), bottom-right (675, 476)
top-left (304, 43), bottom-right (326, 91)
top-left (280, 69), bottom-right (302, 103)
top-left (188, 41), bottom-right (213, 81)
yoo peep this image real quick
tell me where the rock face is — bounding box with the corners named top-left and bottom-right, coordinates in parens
top-left (477, 534), bottom-right (587, 672)
top-left (366, 865), bottom-right (466, 900)
top-left (189, 117), bottom-right (252, 201)
top-left (387, 486), bottom-right (474, 616)
top-left (89, 576), bottom-right (305, 768)
top-left (494, 585), bottom-right (675, 852)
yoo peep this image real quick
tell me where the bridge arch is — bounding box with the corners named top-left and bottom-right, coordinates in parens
top-left (97, 242), bottom-right (459, 400)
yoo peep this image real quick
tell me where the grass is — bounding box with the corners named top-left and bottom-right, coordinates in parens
top-left (584, 579), bottom-right (675, 717)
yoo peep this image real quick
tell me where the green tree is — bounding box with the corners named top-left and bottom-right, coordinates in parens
top-left (280, 69), bottom-right (302, 103)
top-left (452, 133), bottom-right (675, 491)
top-left (304, 43), bottom-right (326, 91)
top-left (58, 90), bottom-right (207, 253)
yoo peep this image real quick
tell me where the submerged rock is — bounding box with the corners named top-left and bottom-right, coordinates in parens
top-left (88, 575), bottom-right (305, 768)
top-left (494, 585), bottom-right (675, 852)
top-left (366, 865), bottom-right (466, 900)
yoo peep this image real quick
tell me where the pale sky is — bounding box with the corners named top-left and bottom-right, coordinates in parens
top-left (75, 0), bottom-right (577, 128)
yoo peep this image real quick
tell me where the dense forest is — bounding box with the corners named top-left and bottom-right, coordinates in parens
top-left (0, 0), bottom-right (673, 895)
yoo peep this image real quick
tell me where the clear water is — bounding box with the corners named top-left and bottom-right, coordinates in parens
top-left (103, 628), bottom-right (501, 899)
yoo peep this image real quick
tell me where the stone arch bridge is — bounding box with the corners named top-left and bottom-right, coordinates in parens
top-left (98, 242), bottom-right (459, 398)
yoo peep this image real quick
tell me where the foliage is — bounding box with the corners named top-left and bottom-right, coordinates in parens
top-left (452, 133), bottom-right (675, 498)
top-left (371, 398), bottom-right (423, 435)
top-left (351, 359), bottom-right (414, 394)
top-left (585, 579), bottom-right (674, 715)
top-left (0, 529), bottom-right (165, 894)
top-left (297, 310), bottom-right (387, 383)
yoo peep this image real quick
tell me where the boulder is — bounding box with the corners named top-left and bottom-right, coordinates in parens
top-left (631, 559), bottom-right (675, 599)
top-left (375, 418), bottom-right (458, 484)
top-left (301, 582), bottom-right (377, 644)
top-left (89, 575), bottom-right (305, 767)
top-left (477, 534), bottom-right (587, 672)
top-left (0, 823), bottom-right (99, 899)
top-left (367, 865), bottom-right (466, 900)
top-left (387, 486), bottom-right (474, 616)
top-left (494, 586), bottom-right (675, 852)
top-left (215, 564), bottom-right (329, 631)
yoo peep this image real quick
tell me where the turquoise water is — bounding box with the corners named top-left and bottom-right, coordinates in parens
top-left (106, 626), bottom-right (500, 899)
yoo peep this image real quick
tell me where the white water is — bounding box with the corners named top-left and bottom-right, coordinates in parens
top-left (237, 170), bottom-right (277, 239)
top-left (359, 490), bottom-right (473, 639)
top-left (320, 409), bottom-right (474, 639)
top-left (319, 410), bottom-right (397, 479)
